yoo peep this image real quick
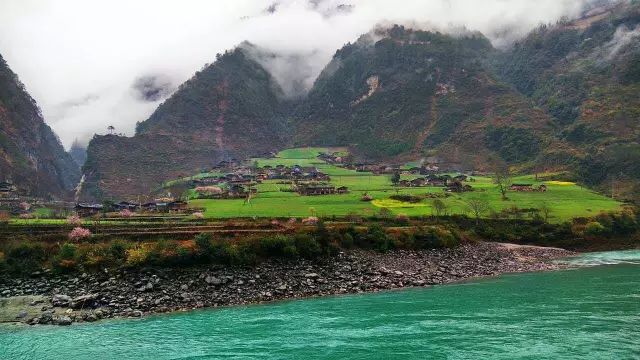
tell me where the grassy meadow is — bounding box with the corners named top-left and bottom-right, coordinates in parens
top-left (189, 147), bottom-right (622, 222)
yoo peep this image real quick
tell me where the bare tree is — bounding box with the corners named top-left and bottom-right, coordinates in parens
top-left (491, 157), bottom-right (512, 200)
top-left (539, 202), bottom-right (552, 222)
top-left (432, 198), bottom-right (448, 217)
top-left (465, 197), bottom-right (491, 224)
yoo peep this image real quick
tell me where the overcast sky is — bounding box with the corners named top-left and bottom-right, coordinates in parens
top-left (0, 0), bottom-right (597, 149)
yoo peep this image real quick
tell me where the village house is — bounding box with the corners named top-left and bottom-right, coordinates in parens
top-left (75, 203), bottom-right (104, 217)
top-left (445, 181), bottom-right (473, 193)
top-left (296, 183), bottom-right (337, 196)
top-left (0, 181), bottom-right (16, 195)
top-left (113, 201), bottom-right (139, 211)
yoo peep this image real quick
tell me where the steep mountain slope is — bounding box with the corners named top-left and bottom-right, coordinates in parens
top-left (495, 2), bottom-right (640, 192)
top-left (82, 45), bottom-right (288, 199)
top-left (294, 26), bottom-right (566, 166)
top-left (0, 53), bottom-right (80, 197)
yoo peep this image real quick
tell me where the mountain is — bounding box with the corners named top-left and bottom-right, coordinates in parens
top-left (82, 2), bottom-right (640, 200)
top-left (81, 45), bottom-right (288, 199)
top-left (0, 53), bottom-right (80, 197)
top-left (293, 26), bottom-right (566, 167)
top-left (495, 1), bottom-right (640, 194)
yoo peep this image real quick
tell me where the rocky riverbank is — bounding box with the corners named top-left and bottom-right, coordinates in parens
top-left (0, 242), bottom-right (572, 326)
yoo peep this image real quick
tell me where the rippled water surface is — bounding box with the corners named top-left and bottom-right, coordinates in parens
top-left (1, 251), bottom-right (639, 359)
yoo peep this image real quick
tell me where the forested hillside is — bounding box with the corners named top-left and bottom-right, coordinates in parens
top-left (82, 45), bottom-right (288, 199)
top-left (495, 2), bottom-right (640, 197)
top-left (0, 53), bottom-right (80, 197)
top-left (82, 2), bottom-right (640, 200)
top-left (294, 26), bottom-right (566, 166)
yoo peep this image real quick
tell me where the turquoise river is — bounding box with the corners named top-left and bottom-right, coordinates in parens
top-left (1, 250), bottom-right (639, 359)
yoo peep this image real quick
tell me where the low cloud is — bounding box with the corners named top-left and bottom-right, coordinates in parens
top-left (0, 0), bottom-right (611, 148)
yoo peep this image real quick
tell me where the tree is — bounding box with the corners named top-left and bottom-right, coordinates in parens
top-left (539, 202), bottom-right (552, 222)
top-left (491, 157), bottom-right (512, 200)
top-left (465, 198), bottom-right (491, 224)
top-left (391, 171), bottom-right (400, 185)
top-left (107, 125), bottom-right (115, 135)
top-left (432, 198), bottom-right (448, 217)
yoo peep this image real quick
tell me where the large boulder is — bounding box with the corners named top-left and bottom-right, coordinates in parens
top-left (51, 294), bottom-right (72, 307)
top-left (71, 294), bottom-right (98, 309)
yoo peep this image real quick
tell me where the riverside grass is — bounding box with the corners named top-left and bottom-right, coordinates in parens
top-left (189, 148), bottom-right (622, 222)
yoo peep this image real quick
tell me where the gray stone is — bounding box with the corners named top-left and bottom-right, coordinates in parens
top-left (52, 294), bottom-right (72, 307)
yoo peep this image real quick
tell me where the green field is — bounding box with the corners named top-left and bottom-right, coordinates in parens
top-left (189, 148), bottom-right (623, 222)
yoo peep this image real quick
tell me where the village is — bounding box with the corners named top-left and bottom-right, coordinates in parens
top-left (0, 149), bottom-right (564, 220)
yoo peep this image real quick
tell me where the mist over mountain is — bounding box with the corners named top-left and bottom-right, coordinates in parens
top-left (0, 0), bottom-right (612, 148)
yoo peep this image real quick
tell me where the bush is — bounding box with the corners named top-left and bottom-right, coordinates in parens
top-left (360, 224), bottom-right (391, 252)
top-left (5, 242), bottom-right (46, 274)
top-left (126, 246), bottom-right (149, 267)
top-left (258, 235), bottom-right (294, 258)
top-left (294, 234), bottom-right (322, 259)
top-left (53, 243), bottom-right (78, 272)
top-left (340, 233), bottom-right (354, 249)
top-left (584, 221), bottom-right (605, 236)
top-left (109, 240), bottom-right (129, 262)
top-left (413, 226), bottom-right (459, 249)
top-left (195, 233), bottom-right (214, 258)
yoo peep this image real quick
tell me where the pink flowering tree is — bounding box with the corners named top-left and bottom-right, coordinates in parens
top-left (66, 215), bottom-right (82, 226)
top-left (68, 227), bottom-right (92, 241)
top-left (119, 209), bottom-right (134, 218)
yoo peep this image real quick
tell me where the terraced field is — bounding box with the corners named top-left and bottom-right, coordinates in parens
top-left (189, 148), bottom-right (623, 222)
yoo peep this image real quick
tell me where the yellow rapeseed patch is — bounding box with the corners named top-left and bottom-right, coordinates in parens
top-left (371, 199), bottom-right (427, 208)
top-left (546, 181), bottom-right (576, 186)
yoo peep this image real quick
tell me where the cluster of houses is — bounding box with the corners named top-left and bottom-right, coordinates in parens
top-left (74, 199), bottom-right (189, 217)
top-left (397, 174), bottom-right (473, 192)
top-left (294, 182), bottom-right (349, 196)
top-left (0, 180), bottom-right (17, 195)
top-left (190, 165), bottom-right (333, 199)
top-left (510, 183), bottom-right (548, 192)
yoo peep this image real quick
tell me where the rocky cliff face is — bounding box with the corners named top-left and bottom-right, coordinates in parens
top-left (0, 54), bottom-right (80, 197)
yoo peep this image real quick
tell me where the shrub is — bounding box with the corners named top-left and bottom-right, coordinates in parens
top-left (258, 235), bottom-right (293, 258)
top-left (0, 211), bottom-right (10, 225)
top-left (126, 246), bottom-right (149, 267)
top-left (193, 212), bottom-right (205, 220)
top-left (294, 234), bottom-right (322, 259)
top-left (5, 242), bottom-right (46, 274)
top-left (69, 227), bottom-right (92, 241)
top-left (584, 221), bottom-right (606, 236)
top-left (195, 233), bottom-right (214, 258)
top-left (109, 240), bottom-right (129, 262)
top-left (53, 243), bottom-right (78, 272)
top-left (340, 233), bottom-right (354, 249)
top-left (396, 213), bottom-right (409, 224)
top-left (212, 241), bottom-right (239, 265)
top-left (361, 224), bottom-right (391, 252)
top-left (413, 226), bottom-right (459, 249)
top-left (18, 213), bottom-right (33, 219)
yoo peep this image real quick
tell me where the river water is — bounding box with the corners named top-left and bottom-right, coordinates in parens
top-left (1, 250), bottom-right (639, 359)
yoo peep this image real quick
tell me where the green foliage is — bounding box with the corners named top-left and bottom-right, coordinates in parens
top-left (294, 234), bottom-right (323, 259)
top-left (195, 233), bottom-right (214, 258)
top-left (4, 242), bottom-right (46, 274)
top-left (53, 243), bottom-right (78, 273)
top-left (412, 226), bottom-right (459, 249)
top-left (485, 126), bottom-right (541, 163)
top-left (584, 221), bottom-right (605, 236)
